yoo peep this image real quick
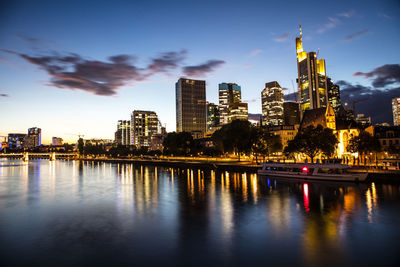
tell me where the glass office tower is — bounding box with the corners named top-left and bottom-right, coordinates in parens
top-left (176, 78), bottom-right (206, 138)
top-left (218, 83), bottom-right (241, 125)
top-left (296, 25), bottom-right (328, 118)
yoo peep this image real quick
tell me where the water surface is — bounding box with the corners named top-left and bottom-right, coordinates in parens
top-left (0, 159), bottom-right (399, 266)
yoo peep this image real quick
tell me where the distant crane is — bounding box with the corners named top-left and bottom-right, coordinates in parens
top-left (65, 133), bottom-right (85, 142)
top-left (344, 97), bottom-right (370, 115)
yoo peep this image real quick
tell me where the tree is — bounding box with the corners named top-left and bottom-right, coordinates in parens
top-left (77, 138), bottom-right (84, 155)
top-left (212, 120), bottom-right (253, 161)
top-left (347, 131), bottom-right (381, 164)
top-left (251, 128), bottom-right (282, 163)
top-left (163, 132), bottom-right (194, 156)
top-left (285, 125), bottom-right (338, 163)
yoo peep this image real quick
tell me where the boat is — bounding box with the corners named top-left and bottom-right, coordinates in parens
top-left (257, 162), bottom-right (368, 182)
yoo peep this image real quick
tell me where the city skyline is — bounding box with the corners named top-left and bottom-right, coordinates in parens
top-left (1, 0), bottom-right (399, 143)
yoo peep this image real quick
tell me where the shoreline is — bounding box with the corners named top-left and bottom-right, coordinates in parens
top-left (1, 154), bottom-right (399, 182)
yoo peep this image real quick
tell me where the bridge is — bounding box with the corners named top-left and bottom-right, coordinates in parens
top-left (0, 152), bottom-right (78, 161)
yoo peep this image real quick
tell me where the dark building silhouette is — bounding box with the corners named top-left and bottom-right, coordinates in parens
top-left (283, 102), bottom-right (300, 125)
top-left (327, 77), bottom-right (341, 113)
top-left (176, 78), bottom-right (206, 138)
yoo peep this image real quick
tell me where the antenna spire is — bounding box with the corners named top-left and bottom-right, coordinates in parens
top-left (299, 22), bottom-right (302, 37)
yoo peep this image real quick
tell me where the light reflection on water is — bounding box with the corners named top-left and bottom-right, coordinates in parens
top-left (0, 159), bottom-right (399, 266)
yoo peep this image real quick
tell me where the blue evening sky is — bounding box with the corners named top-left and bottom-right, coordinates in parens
top-left (0, 0), bottom-right (399, 143)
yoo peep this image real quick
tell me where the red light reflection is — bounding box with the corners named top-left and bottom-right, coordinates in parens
top-left (303, 183), bottom-right (310, 212)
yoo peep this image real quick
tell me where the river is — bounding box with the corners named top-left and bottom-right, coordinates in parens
top-left (0, 159), bottom-right (399, 266)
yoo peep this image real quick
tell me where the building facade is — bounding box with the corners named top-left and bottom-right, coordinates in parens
top-left (117, 120), bottom-right (131, 146)
top-left (267, 125), bottom-right (299, 150)
top-left (218, 83), bottom-right (241, 125)
top-left (8, 133), bottom-right (26, 149)
top-left (206, 102), bottom-right (220, 132)
top-left (392, 97), bottom-right (400, 126)
top-left (366, 125), bottom-right (400, 153)
top-left (283, 102), bottom-right (300, 126)
top-left (27, 127), bottom-right (41, 147)
top-left (296, 25), bottom-right (328, 117)
top-left (261, 81), bottom-right (284, 126)
top-left (228, 102), bottom-right (248, 122)
top-left (131, 110), bottom-right (159, 148)
top-left (52, 137), bottom-right (63, 146)
top-left (176, 78), bottom-right (206, 138)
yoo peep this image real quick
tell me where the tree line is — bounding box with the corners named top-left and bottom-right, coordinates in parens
top-left (75, 120), bottom-right (389, 164)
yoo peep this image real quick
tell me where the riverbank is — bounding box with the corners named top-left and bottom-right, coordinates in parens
top-left (80, 157), bottom-right (261, 172)
top-left (1, 154), bottom-right (399, 182)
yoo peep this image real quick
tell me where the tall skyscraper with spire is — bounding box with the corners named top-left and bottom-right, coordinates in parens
top-left (296, 24), bottom-right (328, 118)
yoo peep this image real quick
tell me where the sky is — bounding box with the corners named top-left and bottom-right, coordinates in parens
top-left (0, 0), bottom-right (399, 144)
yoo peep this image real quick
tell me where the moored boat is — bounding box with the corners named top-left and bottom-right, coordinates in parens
top-left (257, 162), bottom-right (368, 182)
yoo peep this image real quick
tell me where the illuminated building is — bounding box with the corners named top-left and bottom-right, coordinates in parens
top-left (131, 110), bottom-right (159, 148)
top-left (52, 137), bottom-right (63, 146)
top-left (327, 77), bottom-right (341, 113)
top-left (392, 97), bottom-right (400, 126)
top-left (116, 120), bottom-right (131, 146)
top-left (176, 78), bottom-right (206, 138)
top-left (261, 81), bottom-right (284, 126)
top-left (283, 102), bottom-right (300, 126)
top-left (300, 103), bottom-right (361, 158)
top-left (8, 133), bottom-right (26, 149)
top-left (267, 125), bottom-right (299, 150)
top-left (27, 127), bottom-right (41, 147)
top-left (206, 102), bottom-right (219, 131)
top-left (219, 83), bottom-right (241, 125)
top-left (296, 24), bottom-right (328, 117)
top-left (228, 102), bottom-right (248, 122)
top-left (355, 114), bottom-right (371, 128)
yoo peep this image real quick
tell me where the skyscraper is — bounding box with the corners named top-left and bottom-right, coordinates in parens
top-left (218, 83), bottom-right (241, 125)
top-left (327, 77), bottom-right (341, 113)
top-left (206, 102), bottom-right (219, 132)
top-left (392, 97), bottom-right (400, 126)
top-left (261, 81), bottom-right (284, 126)
top-left (27, 127), bottom-right (41, 147)
top-left (296, 24), bottom-right (328, 117)
top-left (228, 102), bottom-right (248, 122)
top-left (117, 120), bottom-right (131, 146)
top-left (131, 110), bottom-right (159, 148)
top-left (283, 102), bottom-right (300, 125)
top-left (176, 78), bottom-right (206, 138)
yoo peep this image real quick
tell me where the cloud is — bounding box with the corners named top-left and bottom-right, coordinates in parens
top-left (342, 29), bottom-right (370, 41)
top-left (147, 50), bottom-right (186, 74)
top-left (0, 93), bottom-right (9, 97)
top-left (337, 10), bottom-right (355, 18)
top-left (182, 60), bottom-right (225, 77)
top-left (244, 98), bottom-right (259, 103)
top-left (249, 49), bottom-right (263, 57)
top-left (337, 80), bottom-right (400, 123)
top-left (379, 13), bottom-right (393, 20)
top-left (16, 34), bottom-right (56, 49)
top-left (274, 33), bottom-right (289, 42)
top-left (353, 64), bottom-right (400, 88)
top-left (317, 17), bottom-right (340, 34)
top-left (0, 49), bottom-right (189, 96)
